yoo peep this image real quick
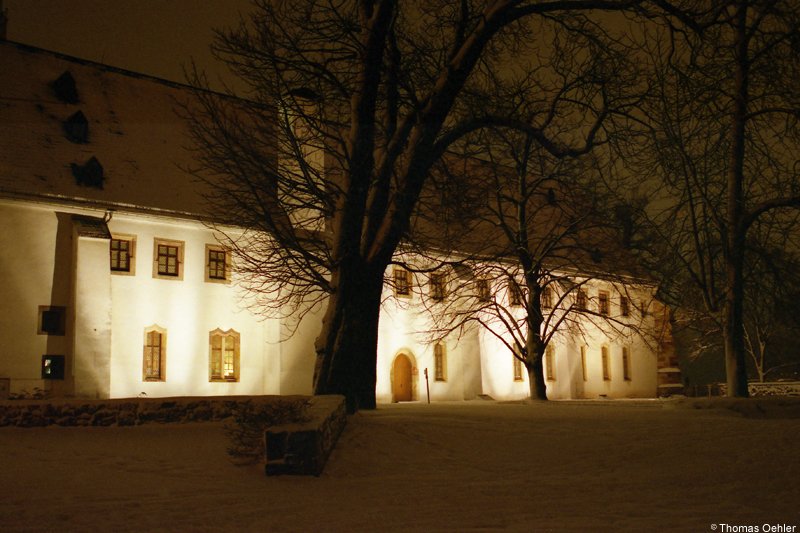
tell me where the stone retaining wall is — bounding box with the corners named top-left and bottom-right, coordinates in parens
top-left (0, 396), bottom-right (305, 427)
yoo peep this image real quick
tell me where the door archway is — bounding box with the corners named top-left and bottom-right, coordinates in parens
top-left (392, 352), bottom-right (414, 402)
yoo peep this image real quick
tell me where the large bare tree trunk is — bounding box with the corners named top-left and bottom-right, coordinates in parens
top-left (313, 261), bottom-right (385, 412)
top-left (724, 0), bottom-right (750, 398)
top-left (526, 329), bottom-right (548, 401)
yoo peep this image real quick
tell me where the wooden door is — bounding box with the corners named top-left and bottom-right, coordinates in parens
top-left (393, 354), bottom-right (413, 402)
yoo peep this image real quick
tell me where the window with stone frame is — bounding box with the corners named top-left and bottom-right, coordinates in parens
top-left (153, 238), bottom-right (184, 280)
top-left (598, 291), bottom-right (610, 315)
top-left (205, 244), bottom-right (230, 283)
top-left (541, 286), bottom-right (553, 309)
top-left (209, 329), bottom-right (240, 382)
top-left (143, 326), bottom-right (166, 382)
top-left (513, 345), bottom-right (524, 381)
top-left (545, 345), bottom-right (556, 381)
top-left (476, 278), bottom-right (491, 302)
top-left (110, 235), bottom-right (136, 274)
top-left (508, 278), bottom-right (524, 307)
top-left (580, 345), bottom-right (588, 381)
top-left (393, 267), bottom-right (412, 297)
top-left (622, 346), bottom-right (632, 381)
top-left (434, 343), bottom-right (446, 381)
top-left (620, 295), bottom-right (630, 317)
top-left (429, 272), bottom-right (447, 302)
top-left (601, 346), bottom-right (611, 381)
top-left (575, 289), bottom-right (587, 310)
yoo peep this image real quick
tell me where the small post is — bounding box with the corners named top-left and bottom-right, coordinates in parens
top-left (424, 368), bottom-right (430, 404)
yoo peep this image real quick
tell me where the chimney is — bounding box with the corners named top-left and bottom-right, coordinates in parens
top-left (0, 0), bottom-right (8, 40)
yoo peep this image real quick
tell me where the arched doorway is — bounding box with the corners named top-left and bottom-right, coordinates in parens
top-left (392, 353), bottom-right (414, 402)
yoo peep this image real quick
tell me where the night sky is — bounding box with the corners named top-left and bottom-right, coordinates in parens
top-left (4, 0), bottom-right (252, 86)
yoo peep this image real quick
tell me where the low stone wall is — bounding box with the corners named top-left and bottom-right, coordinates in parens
top-left (265, 395), bottom-right (347, 477)
top-left (0, 396), bottom-right (301, 427)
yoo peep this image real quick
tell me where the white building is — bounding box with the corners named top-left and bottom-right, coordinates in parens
top-left (0, 41), bottom-right (680, 402)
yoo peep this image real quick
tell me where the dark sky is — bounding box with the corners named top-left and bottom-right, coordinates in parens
top-left (5, 0), bottom-right (252, 86)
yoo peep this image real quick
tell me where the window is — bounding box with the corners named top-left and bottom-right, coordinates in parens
top-left (598, 291), bottom-right (610, 315)
top-left (541, 286), bottom-right (553, 309)
top-left (575, 289), bottom-right (587, 310)
top-left (430, 273), bottom-right (447, 301)
top-left (210, 329), bottom-right (240, 382)
top-left (205, 244), bottom-right (230, 283)
top-left (508, 278), bottom-right (524, 307)
top-left (513, 345), bottom-right (524, 381)
top-left (622, 347), bottom-right (632, 381)
top-left (153, 238), bottom-right (184, 280)
top-left (476, 278), bottom-right (491, 302)
top-left (620, 295), bottom-right (630, 317)
top-left (580, 345), bottom-right (588, 382)
top-left (41, 355), bottom-right (65, 380)
top-left (143, 326), bottom-right (166, 382)
top-left (110, 235), bottom-right (136, 274)
top-left (38, 306), bottom-right (66, 336)
top-left (434, 343), bottom-right (446, 381)
top-left (545, 345), bottom-right (556, 381)
top-left (393, 267), bottom-right (412, 297)
top-left (640, 300), bottom-right (649, 317)
top-left (601, 346), bottom-right (610, 381)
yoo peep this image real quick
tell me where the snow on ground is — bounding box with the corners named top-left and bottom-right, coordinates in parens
top-left (1, 399), bottom-right (798, 532)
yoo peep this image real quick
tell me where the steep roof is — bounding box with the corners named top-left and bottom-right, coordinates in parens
top-left (0, 40), bottom-right (210, 217)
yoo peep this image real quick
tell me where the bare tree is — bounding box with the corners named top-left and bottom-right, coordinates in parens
top-left (631, 0), bottom-right (800, 396)
top-left (185, 0), bottom-right (695, 411)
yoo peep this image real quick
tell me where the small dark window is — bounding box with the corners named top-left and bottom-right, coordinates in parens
top-left (51, 71), bottom-right (79, 104)
top-left (41, 355), bottom-right (65, 380)
top-left (71, 156), bottom-right (104, 189)
top-left (63, 110), bottom-right (89, 143)
top-left (38, 306), bottom-right (66, 336)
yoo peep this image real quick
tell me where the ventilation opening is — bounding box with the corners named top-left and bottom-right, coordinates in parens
top-left (63, 110), bottom-right (89, 143)
top-left (51, 71), bottom-right (79, 104)
top-left (71, 156), bottom-right (104, 189)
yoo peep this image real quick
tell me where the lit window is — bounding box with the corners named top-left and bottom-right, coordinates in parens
top-left (575, 289), bottom-right (587, 311)
top-left (205, 245), bottom-right (230, 283)
top-left (430, 272), bottom-right (447, 301)
top-left (38, 306), bottom-right (66, 336)
top-left (620, 295), bottom-right (630, 317)
top-left (476, 278), bottom-right (491, 302)
top-left (602, 346), bottom-right (610, 381)
top-left (110, 235), bottom-right (136, 274)
top-left (143, 326), bottom-right (166, 382)
top-left (580, 345), bottom-right (588, 382)
top-left (622, 347), bottom-right (632, 381)
top-left (393, 267), bottom-right (412, 297)
top-left (513, 345), bottom-right (524, 381)
top-left (545, 345), bottom-right (556, 381)
top-left (434, 343), bottom-right (446, 382)
top-left (509, 278), bottom-right (524, 307)
top-left (153, 238), bottom-right (184, 280)
top-left (210, 329), bottom-right (240, 382)
top-left (599, 291), bottom-right (610, 315)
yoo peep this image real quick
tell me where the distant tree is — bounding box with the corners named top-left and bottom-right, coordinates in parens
top-left (185, 0), bottom-right (702, 411)
top-left (631, 0), bottom-right (800, 396)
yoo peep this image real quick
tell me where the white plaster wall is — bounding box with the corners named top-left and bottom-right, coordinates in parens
top-left (106, 214), bottom-right (279, 398)
top-left (0, 201), bottom-right (73, 395)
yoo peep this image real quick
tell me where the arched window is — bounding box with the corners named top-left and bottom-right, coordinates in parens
top-left (512, 345), bottom-right (524, 382)
top-left (545, 345), bottom-right (556, 381)
top-left (209, 329), bottom-right (240, 382)
top-left (601, 346), bottom-right (611, 381)
top-left (143, 325), bottom-right (166, 382)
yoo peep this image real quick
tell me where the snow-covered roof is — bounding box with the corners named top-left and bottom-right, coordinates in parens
top-left (0, 40), bottom-right (212, 217)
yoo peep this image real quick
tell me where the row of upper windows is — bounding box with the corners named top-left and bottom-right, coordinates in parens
top-left (109, 235), bottom-right (230, 283)
top-left (512, 345), bottom-right (632, 383)
top-left (393, 267), bottom-right (640, 316)
top-left (143, 327), bottom-right (240, 383)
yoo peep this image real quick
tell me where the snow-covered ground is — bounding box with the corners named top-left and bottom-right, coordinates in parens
top-left (1, 399), bottom-right (798, 532)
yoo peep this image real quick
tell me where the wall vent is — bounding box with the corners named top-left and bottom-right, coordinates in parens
top-left (71, 156), bottom-right (104, 189)
top-left (63, 110), bottom-right (89, 143)
top-left (51, 71), bottom-right (79, 104)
